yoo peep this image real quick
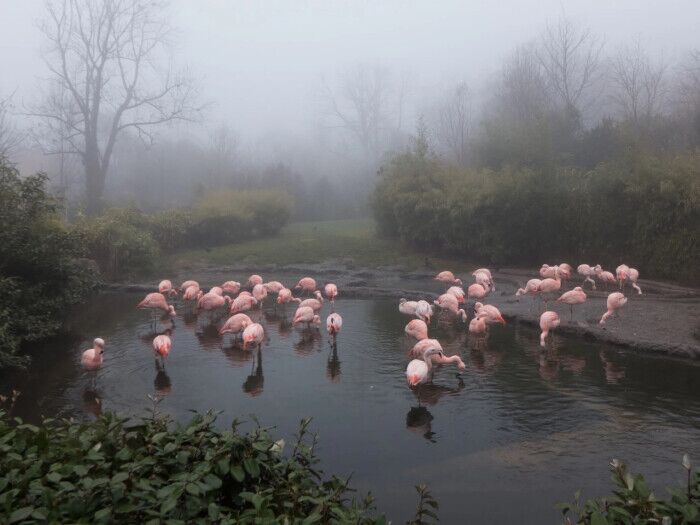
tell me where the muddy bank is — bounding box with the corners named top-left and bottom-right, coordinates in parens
top-left (104, 262), bottom-right (700, 359)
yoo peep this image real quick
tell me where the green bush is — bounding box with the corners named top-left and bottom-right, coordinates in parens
top-left (0, 410), bottom-right (384, 524)
top-left (372, 144), bottom-right (700, 284)
top-left (560, 457), bottom-right (699, 524)
top-left (0, 162), bottom-right (97, 367)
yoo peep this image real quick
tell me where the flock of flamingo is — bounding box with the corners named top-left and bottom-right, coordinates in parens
top-left (402, 263), bottom-right (640, 387)
top-left (80, 276), bottom-right (342, 372)
top-left (80, 262), bottom-right (640, 394)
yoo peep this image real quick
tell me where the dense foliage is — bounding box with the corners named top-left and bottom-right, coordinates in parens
top-left (560, 458), bottom-right (699, 524)
top-left (0, 162), bottom-right (97, 367)
top-left (0, 410), bottom-right (386, 524)
top-left (73, 190), bottom-right (292, 279)
top-left (372, 138), bottom-right (700, 284)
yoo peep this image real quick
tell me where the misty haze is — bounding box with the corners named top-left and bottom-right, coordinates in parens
top-left (0, 1), bottom-right (698, 523)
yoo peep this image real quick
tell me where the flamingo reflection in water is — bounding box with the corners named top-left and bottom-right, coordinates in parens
top-left (242, 348), bottom-right (264, 396)
top-left (294, 329), bottom-right (322, 356)
top-left (82, 388), bottom-right (102, 418)
top-left (327, 340), bottom-right (342, 383)
top-left (154, 366), bottom-right (172, 397)
top-left (600, 350), bottom-right (626, 384)
top-left (406, 376), bottom-right (465, 442)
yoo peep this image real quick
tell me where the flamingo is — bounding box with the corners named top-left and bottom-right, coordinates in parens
top-left (473, 268), bottom-right (495, 291)
top-left (399, 298), bottom-right (418, 316)
top-left (230, 294), bottom-right (257, 314)
top-left (326, 313), bottom-right (343, 337)
top-left (446, 286), bottom-right (466, 303)
top-left (277, 288), bottom-right (301, 305)
top-left (600, 292), bottom-right (627, 325)
top-left (540, 264), bottom-right (558, 279)
top-left (410, 339), bottom-right (466, 371)
top-left (183, 285), bottom-right (203, 302)
top-left (222, 281), bottom-right (241, 295)
top-left (558, 263), bottom-right (573, 280)
top-left (537, 268), bottom-right (562, 308)
top-left (299, 297), bottom-right (323, 312)
top-left (539, 311), bottom-right (560, 347)
top-left (247, 274), bottom-right (263, 288)
top-left (415, 300), bottom-right (434, 323)
top-left (137, 293), bottom-right (176, 326)
top-left (81, 338), bottom-right (105, 370)
top-left (435, 271), bottom-right (462, 287)
top-left (433, 293), bottom-right (467, 322)
top-left (557, 287), bottom-right (587, 320)
top-left (616, 264), bottom-right (630, 289)
top-left (516, 278), bottom-right (542, 298)
top-left (209, 286), bottom-right (223, 296)
top-left (158, 280), bottom-right (177, 297)
top-left (469, 316), bottom-right (487, 335)
top-left (406, 348), bottom-right (444, 387)
top-left (473, 303), bottom-right (506, 325)
top-left (197, 292), bottom-right (230, 313)
top-left (324, 283), bottom-right (338, 303)
top-left (180, 280), bottom-right (199, 292)
top-left (153, 334), bottom-right (172, 359)
top-left (293, 305), bottom-right (320, 327)
top-left (467, 283), bottom-right (488, 300)
top-left (295, 277), bottom-right (317, 296)
top-left (405, 319), bottom-right (429, 340)
top-left (473, 271), bottom-right (493, 292)
top-left (628, 268), bottom-right (642, 294)
top-left (577, 264), bottom-right (599, 290)
top-left (219, 313), bottom-right (253, 337)
top-left (264, 281), bottom-right (285, 294)
top-left (595, 267), bottom-right (616, 289)
top-left (252, 283), bottom-right (268, 306)
top-left (242, 323), bottom-right (265, 350)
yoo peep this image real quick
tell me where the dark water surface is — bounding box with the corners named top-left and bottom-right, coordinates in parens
top-left (3, 293), bottom-right (700, 523)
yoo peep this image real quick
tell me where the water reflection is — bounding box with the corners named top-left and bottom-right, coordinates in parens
top-left (243, 348), bottom-right (264, 396)
top-left (82, 388), bottom-right (102, 417)
top-left (154, 366), bottom-right (172, 396)
top-left (600, 350), bottom-right (626, 384)
top-left (326, 341), bottom-right (341, 382)
top-left (406, 406), bottom-right (435, 442)
top-left (294, 328), bottom-right (322, 356)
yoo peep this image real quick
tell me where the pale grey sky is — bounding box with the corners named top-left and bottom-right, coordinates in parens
top-left (1, 0), bottom-right (698, 139)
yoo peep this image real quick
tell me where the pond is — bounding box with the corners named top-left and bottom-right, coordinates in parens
top-left (3, 292), bottom-right (700, 523)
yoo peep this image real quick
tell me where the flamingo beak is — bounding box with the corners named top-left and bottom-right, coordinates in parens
top-left (243, 340), bottom-right (249, 350)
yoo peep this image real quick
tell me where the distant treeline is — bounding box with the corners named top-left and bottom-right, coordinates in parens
top-left (372, 129), bottom-right (699, 285)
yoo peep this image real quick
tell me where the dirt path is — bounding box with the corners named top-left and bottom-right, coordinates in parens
top-left (109, 262), bottom-right (700, 359)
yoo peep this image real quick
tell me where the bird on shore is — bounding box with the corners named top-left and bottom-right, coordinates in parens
top-left (595, 267), bottom-right (617, 289)
top-left (473, 268), bottom-right (495, 291)
top-left (600, 292), bottom-right (627, 325)
top-left (295, 277), bottom-right (317, 296)
top-left (435, 270), bottom-right (462, 287)
top-left (399, 298), bottom-right (419, 316)
top-left (473, 271), bottom-right (493, 292)
top-left (577, 264), bottom-right (600, 290)
top-left (539, 311), bottom-right (560, 347)
top-left (406, 348), bottom-right (444, 387)
top-left (467, 283), bottom-right (489, 300)
top-left (557, 287), bottom-right (587, 321)
top-left (326, 313), bottom-right (343, 337)
top-left (627, 268), bottom-right (642, 294)
top-left (616, 264), bottom-right (630, 290)
top-left (242, 323), bottom-right (265, 350)
top-left (325, 283), bottom-right (338, 303)
top-left (537, 268), bottom-right (562, 308)
top-left (137, 293), bottom-right (176, 326)
top-left (405, 319), bottom-right (429, 340)
top-left (81, 338), bottom-right (105, 371)
top-left (516, 278), bottom-right (542, 310)
top-left (539, 264), bottom-right (558, 279)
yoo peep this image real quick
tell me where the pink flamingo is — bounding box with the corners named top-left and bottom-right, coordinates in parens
top-left (539, 311), bottom-right (560, 347)
top-left (219, 313), bottom-right (253, 337)
top-left (558, 263), bottom-right (573, 280)
top-left (299, 297), bottom-right (323, 312)
top-left (540, 264), bottom-right (558, 279)
top-left (600, 292), bottom-right (627, 325)
top-left (180, 280), bottom-right (199, 292)
top-left (293, 305), bottom-right (320, 327)
top-left (209, 286), bottom-right (223, 296)
top-left (247, 274), bottom-right (263, 288)
top-left (277, 288), bottom-right (301, 305)
top-left (137, 293), bottom-right (176, 326)
top-left (399, 299), bottom-right (419, 316)
top-left (158, 280), bottom-right (177, 297)
top-left (252, 283), bottom-right (268, 306)
top-left (616, 264), bottom-right (630, 289)
top-left (577, 264), bottom-right (599, 290)
top-left (295, 277), bottom-right (317, 296)
top-left (325, 283), bottom-right (338, 303)
top-left (446, 286), bottom-right (466, 303)
top-left (410, 339), bottom-right (466, 371)
top-left (183, 285), bottom-right (203, 302)
top-left (222, 281), bottom-right (241, 295)
top-left (326, 313), bottom-right (343, 337)
top-left (557, 286), bottom-right (587, 320)
top-left (406, 347), bottom-right (444, 386)
top-left (595, 267), bottom-right (616, 289)
top-left (628, 268), bottom-right (642, 294)
top-left (537, 268), bottom-right (562, 307)
top-left (468, 283), bottom-right (489, 301)
top-left (230, 294), bottom-right (257, 314)
top-left (81, 338), bottom-right (105, 371)
top-left (433, 293), bottom-right (467, 322)
top-left (405, 319), bottom-right (429, 340)
top-left (435, 271), bottom-right (462, 287)
top-left (469, 316), bottom-right (487, 335)
top-left (264, 281), bottom-right (285, 294)
top-left (473, 303), bottom-right (506, 325)
top-left (473, 271), bottom-right (493, 292)
top-left (242, 323), bottom-right (265, 350)
top-left (516, 278), bottom-right (542, 309)
top-left (415, 300), bottom-right (433, 323)
top-left (153, 334), bottom-right (172, 359)
top-left (473, 268), bottom-right (495, 291)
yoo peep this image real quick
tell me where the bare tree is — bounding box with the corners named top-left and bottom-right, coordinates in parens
top-left (207, 124), bottom-right (238, 188)
top-left (32, 0), bottom-right (202, 214)
top-left (434, 82), bottom-right (472, 166)
top-left (537, 16), bottom-right (604, 116)
top-left (498, 44), bottom-right (551, 123)
top-left (0, 94), bottom-right (23, 160)
top-left (609, 42), bottom-right (667, 124)
top-left (321, 64), bottom-right (397, 160)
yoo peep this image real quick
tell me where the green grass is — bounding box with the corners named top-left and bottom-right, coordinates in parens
top-left (173, 219), bottom-right (472, 271)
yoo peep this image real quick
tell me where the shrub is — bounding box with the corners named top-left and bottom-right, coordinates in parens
top-left (0, 162), bottom-right (97, 367)
top-left (0, 410), bottom-right (385, 524)
top-left (559, 457), bottom-right (699, 524)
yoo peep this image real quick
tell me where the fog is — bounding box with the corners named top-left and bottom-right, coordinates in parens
top-left (1, 0), bottom-right (698, 217)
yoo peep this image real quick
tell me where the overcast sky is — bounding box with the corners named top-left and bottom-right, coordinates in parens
top-left (1, 0), bottom-right (698, 140)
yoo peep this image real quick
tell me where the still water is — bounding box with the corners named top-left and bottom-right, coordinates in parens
top-left (3, 293), bottom-right (700, 523)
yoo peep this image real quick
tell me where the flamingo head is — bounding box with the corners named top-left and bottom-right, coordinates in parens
top-left (399, 298), bottom-right (407, 304)
top-left (312, 315), bottom-right (321, 325)
top-left (454, 278), bottom-right (462, 285)
top-left (168, 305), bottom-right (176, 316)
top-left (460, 310), bottom-right (468, 322)
top-left (93, 337), bottom-right (105, 348)
top-left (224, 296), bottom-right (232, 305)
top-left (314, 290), bottom-right (323, 302)
top-left (474, 302), bottom-right (483, 312)
top-left (277, 295), bottom-right (284, 304)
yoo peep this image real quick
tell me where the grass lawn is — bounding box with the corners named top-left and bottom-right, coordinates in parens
top-left (173, 219), bottom-right (473, 271)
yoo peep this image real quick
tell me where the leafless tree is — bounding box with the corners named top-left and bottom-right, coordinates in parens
top-left (207, 124), bottom-right (238, 188)
top-left (434, 82), bottom-right (472, 166)
top-left (677, 49), bottom-right (700, 110)
top-left (321, 64), bottom-right (398, 160)
top-left (498, 44), bottom-right (551, 123)
top-left (609, 42), bottom-right (667, 124)
top-left (0, 94), bottom-right (23, 160)
top-left (32, 0), bottom-right (202, 214)
top-left (537, 16), bottom-right (604, 116)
